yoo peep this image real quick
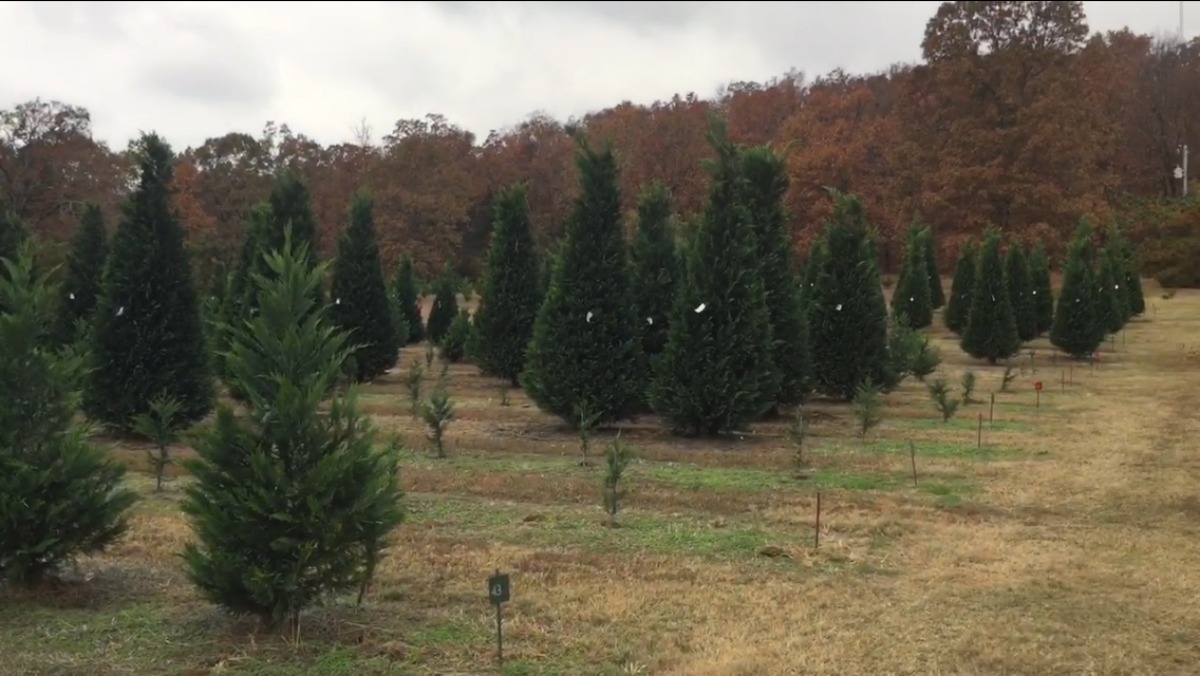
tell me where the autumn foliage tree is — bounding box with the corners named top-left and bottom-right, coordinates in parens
top-left (473, 183), bottom-right (541, 385)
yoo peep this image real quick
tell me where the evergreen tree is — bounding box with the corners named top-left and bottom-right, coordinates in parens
top-left (0, 205), bottom-right (28, 315)
top-left (892, 226), bottom-right (933, 329)
top-left (425, 269), bottom-right (458, 343)
top-left (180, 235), bottom-right (404, 629)
top-left (84, 134), bottom-right (214, 431)
top-left (944, 241), bottom-right (977, 334)
top-left (1096, 247), bottom-right (1127, 335)
top-left (330, 192), bottom-right (398, 382)
top-left (1109, 224), bottom-right (1145, 317)
top-left (52, 203), bottom-right (108, 346)
top-left (961, 228), bottom-right (1020, 363)
top-left (390, 254), bottom-right (424, 344)
top-left (243, 173), bottom-right (324, 313)
top-left (629, 182), bottom-right (680, 362)
top-left (650, 119), bottom-right (779, 433)
top-left (922, 223), bottom-right (947, 309)
top-left (522, 139), bottom-right (642, 424)
top-left (1028, 241), bottom-right (1054, 335)
top-left (1051, 224), bottom-right (1103, 357)
top-left (1, 243), bottom-right (137, 587)
top-left (742, 145), bottom-right (810, 403)
top-left (473, 183), bottom-right (542, 385)
top-left (807, 190), bottom-right (891, 400)
top-left (801, 236), bottom-right (827, 322)
top-left (1004, 243), bottom-right (1037, 342)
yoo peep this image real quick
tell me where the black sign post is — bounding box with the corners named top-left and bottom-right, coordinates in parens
top-left (488, 569), bottom-right (511, 667)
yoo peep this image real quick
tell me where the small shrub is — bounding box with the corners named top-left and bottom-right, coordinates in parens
top-left (405, 359), bottom-right (423, 418)
top-left (575, 399), bottom-right (603, 467)
top-left (424, 342), bottom-right (435, 369)
top-left (852, 380), bottom-right (883, 440)
top-left (602, 432), bottom-right (634, 527)
top-left (421, 380), bottom-right (455, 459)
top-left (131, 393), bottom-right (185, 492)
top-left (784, 405), bottom-right (810, 478)
top-left (911, 336), bottom-right (942, 381)
top-left (1000, 365), bottom-right (1018, 392)
top-left (440, 309), bottom-right (470, 363)
top-left (927, 378), bottom-right (960, 422)
top-left (961, 371), bottom-right (978, 404)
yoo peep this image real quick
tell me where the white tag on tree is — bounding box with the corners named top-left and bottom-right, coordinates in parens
top-left (646, 317), bottom-right (653, 325)
top-left (69, 292), bottom-right (75, 300)
top-left (116, 306), bottom-right (125, 317)
top-left (836, 303), bottom-right (843, 311)
top-left (586, 311), bottom-right (594, 323)
top-left (694, 303), bottom-right (706, 313)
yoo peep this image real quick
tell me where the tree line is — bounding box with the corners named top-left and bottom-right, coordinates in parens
top-left (2, 1), bottom-right (1199, 288)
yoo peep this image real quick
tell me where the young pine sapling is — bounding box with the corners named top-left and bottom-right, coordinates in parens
top-left (424, 342), bottom-right (435, 369)
top-left (961, 371), bottom-right (979, 404)
top-left (927, 377), bottom-right (960, 422)
top-left (421, 380), bottom-right (455, 459)
top-left (131, 394), bottom-right (185, 492)
top-left (852, 381), bottom-right (883, 440)
top-left (602, 431), bottom-right (634, 528)
top-left (784, 405), bottom-right (811, 479)
top-left (1000, 365), bottom-right (1018, 392)
top-left (405, 359), bottom-right (424, 418)
top-left (575, 399), bottom-right (603, 467)
top-left (910, 337), bottom-right (941, 381)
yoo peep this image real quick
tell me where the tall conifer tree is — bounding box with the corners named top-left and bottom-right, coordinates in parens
top-left (1028, 241), bottom-right (1054, 335)
top-left (474, 183), bottom-right (541, 385)
top-left (892, 226), bottom-right (933, 329)
top-left (944, 241), bottom-right (977, 334)
top-left (741, 145), bottom-right (810, 404)
top-left (523, 139), bottom-right (642, 424)
top-left (390, 254), bottom-right (424, 343)
top-left (650, 119), bottom-right (779, 432)
top-left (84, 134), bottom-right (214, 430)
top-left (1005, 243), bottom-right (1037, 342)
top-left (629, 182), bottom-right (680, 363)
top-left (53, 203), bottom-right (108, 345)
top-left (1051, 224), bottom-right (1103, 357)
top-left (961, 228), bottom-right (1020, 363)
top-left (329, 192), bottom-right (399, 381)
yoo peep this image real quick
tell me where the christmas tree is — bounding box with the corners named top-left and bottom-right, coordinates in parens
top-left (944, 241), bottom-right (977, 334)
top-left (0, 243), bottom-right (137, 587)
top-left (473, 183), bottom-right (542, 385)
top-left (425, 268), bottom-right (459, 343)
top-left (741, 144), bottom-right (810, 404)
top-left (628, 182), bottom-right (680, 363)
top-left (892, 226), bottom-right (933, 329)
top-left (390, 254), bottom-right (425, 343)
top-left (961, 227), bottom-right (1020, 364)
top-left (1050, 224), bottom-right (1103, 357)
top-left (329, 192), bottom-right (399, 381)
top-left (1027, 241), bottom-right (1054, 335)
top-left (807, 190), bottom-right (891, 399)
top-left (180, 233), bottom-right (404, 629)
top-left (650, 118), bottom-right (779, 433)
top-left (922, 223), bottom-right (946, 309)
top-left (52, 203), bottom-right (108, 346)
top-left (1004, 243), bottom-right (1037, 342)
top-left (84, 133), bottom-right (214, 431)
top-left (522, 138), bottom-right (642, 424)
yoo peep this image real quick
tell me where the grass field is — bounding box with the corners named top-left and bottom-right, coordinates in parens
top-left (3, 283), bottom-right (1200, 675)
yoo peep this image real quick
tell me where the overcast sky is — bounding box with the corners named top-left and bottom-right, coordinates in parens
top-left (0, 1), bottom-right (1194, 151)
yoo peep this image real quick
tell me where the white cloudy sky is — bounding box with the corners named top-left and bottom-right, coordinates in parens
top-left (0, 1), bottom-right (1194, 151)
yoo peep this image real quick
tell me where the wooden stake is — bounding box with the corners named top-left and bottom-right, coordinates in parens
top-left (814, 492), bottom-right (822, 549)
top-left (909, 441), bottom-right (917, 487)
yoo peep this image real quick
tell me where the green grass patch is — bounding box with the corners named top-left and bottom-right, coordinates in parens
top-left (409, 494), bottom-right (796, 561)
top-left (853, 438), bottom-right (1017, 460)
top-left (402, 451), bottom-right (903, 495)
top-left (894, 417), bottom-right (1035, 432)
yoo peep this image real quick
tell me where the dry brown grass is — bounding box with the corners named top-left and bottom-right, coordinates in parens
top-left (4, 281), bottom-right (1200, 675)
